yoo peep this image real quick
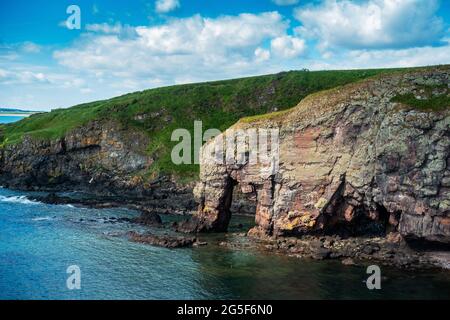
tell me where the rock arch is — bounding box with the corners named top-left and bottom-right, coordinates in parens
top-left (193, 166), bottom-right (275, 233)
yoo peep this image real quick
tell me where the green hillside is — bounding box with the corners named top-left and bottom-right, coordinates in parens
top-left (0, 67), bottom-right (415, 180)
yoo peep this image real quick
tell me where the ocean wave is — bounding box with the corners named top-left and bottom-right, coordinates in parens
top-left (0, 195), bottom-right (41, 205)
top-left (31, 216), bottom-right (53, 221)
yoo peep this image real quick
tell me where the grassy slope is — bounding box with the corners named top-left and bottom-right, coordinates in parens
top-left (0, 67), bottom-right (417, 180)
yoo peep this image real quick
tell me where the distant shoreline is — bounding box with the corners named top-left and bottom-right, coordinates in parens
top-left (0, 113), bottom-right (35, 117)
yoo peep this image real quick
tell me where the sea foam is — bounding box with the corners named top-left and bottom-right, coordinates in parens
top-left (0, 195), bottom-right (41, 205)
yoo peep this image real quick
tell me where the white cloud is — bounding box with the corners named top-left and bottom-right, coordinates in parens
top-left (0, 42), bottom-right (42, 61)
top-left (54, 12), bottom-right (293, 85)
top-left (272, 0), bottom-right (300, 5)
top-left (0, 69), bottom-right (7, 78)
top-left (254, 47), bottom-right (271, 62)
top-left (0, 62), bottom-right (104, 109)
top-left (295, 0), bottom-right (446, 50)
top-left (155, 0), bottom-right (180, 13)
top-left (0, 68), bottom-right (49, 85)
top-left (271, 35), bottom-right (306, 58)
top-left (86, 23), bottom-right (124, 34)
top-left (305, 41), bottom-right (450, 70)
top-left (21, 42), bottom-right (41, 54)
top-left (85, 22), bottom-right (138, 38)
top-left (345, 44), bottom-right (450, 69)
top-left (0, 63), bottom-right (91, 89)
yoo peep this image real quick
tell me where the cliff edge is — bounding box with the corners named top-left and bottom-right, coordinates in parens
top-left (193, 66), bottom-right (450, 244)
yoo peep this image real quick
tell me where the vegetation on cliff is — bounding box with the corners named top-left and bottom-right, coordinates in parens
top-left (391, 83), bottom-right (450, 112)
top-left (0, 66), bottom-right (434, 179)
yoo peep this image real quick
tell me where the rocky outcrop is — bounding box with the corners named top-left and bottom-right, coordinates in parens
top-left (194, 67), bottom-right (450, 244)
top-left (128, 231), bottom-right (198, 248)
top-left (0, 120), bottom-right (197, 212)
top-left (0, 120), bottom-right (151, 195)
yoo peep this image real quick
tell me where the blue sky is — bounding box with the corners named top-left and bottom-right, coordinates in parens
top-left (1, 0), bottom-right (449, 110)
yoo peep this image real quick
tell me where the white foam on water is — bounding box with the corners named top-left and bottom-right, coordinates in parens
top-left (0, 195), bottom-right (41, 205)
top-left (31, 216), bottom-right (53, 221)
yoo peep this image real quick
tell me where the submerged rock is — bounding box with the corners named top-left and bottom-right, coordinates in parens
top-left (341, 258), bottom-right (355, 266)
top-left (128, 231), bottom-right (197, 248)
top-left (132, 209), bottom-right (162, 226)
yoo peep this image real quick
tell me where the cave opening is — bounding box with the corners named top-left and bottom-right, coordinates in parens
top-left (223, 178), bottom-right (257, 233)
top-left (322, 202), bottom-right (393, 238)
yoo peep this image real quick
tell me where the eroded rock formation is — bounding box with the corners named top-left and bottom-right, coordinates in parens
top-left (0, 119), bottom-right (198, 214)
top-left (0, 121), bottom-right (152, 196)
top-left (194, 67), bottom-right (450, 244)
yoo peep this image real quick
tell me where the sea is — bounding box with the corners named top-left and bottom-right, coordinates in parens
top-left (0, 187), bottom-right (450, 300)
top-left (0, 115), bottom-right (26, 124)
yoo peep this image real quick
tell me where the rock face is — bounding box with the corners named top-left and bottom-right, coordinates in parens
top-left (0, 120), bottom-right (198, 212)
top-left (0, 121), bottom-right (153, 196)
top-left (194, 67), bottom-right (450, 244)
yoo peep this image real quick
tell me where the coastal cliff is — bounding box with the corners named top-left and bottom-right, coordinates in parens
top-left (0, 69), bottom-right (393, 212)
top-left (193, 67), bottom-right (450, 245)
top-left (0, 66), bottom-right (449, 252)
top-left (0, 120), bottom-right (151, 194)
top-left (0, 120), bottom-right (196, 213)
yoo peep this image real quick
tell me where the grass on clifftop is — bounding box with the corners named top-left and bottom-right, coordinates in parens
top-left (0, 67), bottom-right (417, 180)
top-left (391, 84), bottom-right (450, 112)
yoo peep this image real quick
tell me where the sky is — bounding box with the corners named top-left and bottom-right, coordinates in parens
top-left (0, 0), bottom-right (449, 111)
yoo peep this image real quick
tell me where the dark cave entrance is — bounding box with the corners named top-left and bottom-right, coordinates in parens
top-left (223, 177), bottom-right (257, 233)
top-left (322, 202), bottom-right (394, 238)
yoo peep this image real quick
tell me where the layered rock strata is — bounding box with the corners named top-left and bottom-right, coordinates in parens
top-left (194, 67), bottom-right (450, 244)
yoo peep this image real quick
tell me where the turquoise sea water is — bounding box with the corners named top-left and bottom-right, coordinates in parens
top-left (0, 187), bottom-right (449, 300)
top-left (0, 115), bottom-right (25, 124)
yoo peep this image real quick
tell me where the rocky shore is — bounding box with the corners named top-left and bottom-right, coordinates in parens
top-left (244, 230), bottom-right (450, 270)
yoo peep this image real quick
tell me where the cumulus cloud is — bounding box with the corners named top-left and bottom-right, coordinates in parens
top-left (271, 35), bottom-right (306, 58)
top-left (344, 43), bottom-right (450, 68)
top-left (0, 61), bottom-right (122, 109)
top-left (0, 62), bottom-right (92, 93)
top-left (295, 0), bottom-right (446, 50)
top-left (0, 68), bottom-right (49, 85)
top-left (306, 41), bottom-right (450, 70)
top-left (254, 47), bottom-right (271, 62)
top-left (0, 42), bottom-right (42, 61)
top-left (54, 12), bottom-right (295, 85)
top-left (272, 0), bottom-right (300, 5)
top-left (155, 0), bottom-right (180, 13)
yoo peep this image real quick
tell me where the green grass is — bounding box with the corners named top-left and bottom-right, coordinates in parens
top-left (0, 67), bottom-right (425, 180)
top-left (239, 108), bottom-right (292, 124)
top-left (391, 84), bottom-right (449, 112)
